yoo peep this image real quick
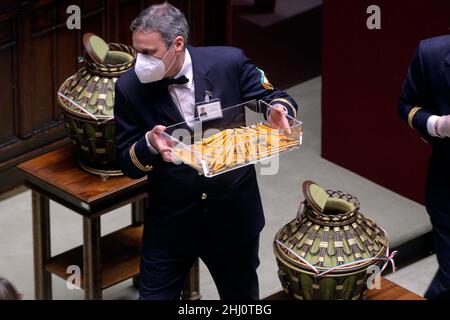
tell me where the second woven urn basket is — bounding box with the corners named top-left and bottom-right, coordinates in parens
top-left (274, 181), bottom-right (392, 300)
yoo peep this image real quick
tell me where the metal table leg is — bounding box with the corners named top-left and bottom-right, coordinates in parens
top-left (83, 216), bottom-right (102, 300)
top-left (32, 191), bottom-right (52, 300)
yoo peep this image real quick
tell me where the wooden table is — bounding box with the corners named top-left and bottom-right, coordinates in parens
top-left (264, 277), bottom-right (425, 300)
top-left (17, 144), bottom-right (200, 300)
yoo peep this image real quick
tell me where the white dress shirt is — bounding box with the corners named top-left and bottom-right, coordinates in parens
top-left (168, 48), bottom-right (196, 128)
top-left (146, 48), bottom-right (196, 154)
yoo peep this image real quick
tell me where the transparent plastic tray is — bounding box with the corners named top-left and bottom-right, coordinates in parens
top-left (161, 99), bottom-right (303, 177)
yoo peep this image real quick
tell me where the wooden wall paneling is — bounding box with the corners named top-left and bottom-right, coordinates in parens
top-left (186, 0), bottom-right (205, 46)
top-left (30, 3), bottom-right (55, 131)
top-left (54, 0), bottom-right (80, 106)
top-left (0, 1), bottom-right (17, 13)
top-left (204, 0), bottom-right (230, 46)
top-left (81, 0), bottom-right (105, 13)
top-left (17, 4), bottom-right (33, 139)
top-left (105, 0), bottom-right (118, 42)
top-left (115, 0), bottom-right (142, 45)
top-left (79, 1), bottom-right (106, 42)
top-left (0, 18), bottom-right (17, 147)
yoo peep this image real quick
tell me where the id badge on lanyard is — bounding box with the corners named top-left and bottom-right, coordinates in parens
top-left (195, 90), bottom-right (223, 122)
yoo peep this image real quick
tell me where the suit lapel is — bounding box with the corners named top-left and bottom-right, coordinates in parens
top-left (161, 87), bottom-right (186, 124)
top-left (188, 45), bottom-right (213, 104)
top-left (147, 81), bottom-right (186, 127)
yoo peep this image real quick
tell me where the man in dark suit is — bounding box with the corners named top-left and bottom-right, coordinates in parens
top-left (114, 3), bottom-right (298, 300)
top-left (399, 35), bottom-right (450, 299)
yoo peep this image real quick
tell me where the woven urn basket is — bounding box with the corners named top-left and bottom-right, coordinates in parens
top-left (57, 33), bottom-right (136, 176)
top-left (274, 181), bottom-right (391, 300)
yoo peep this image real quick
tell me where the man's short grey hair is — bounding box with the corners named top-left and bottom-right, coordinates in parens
top-left (130, 2), bottom-right (189, 49)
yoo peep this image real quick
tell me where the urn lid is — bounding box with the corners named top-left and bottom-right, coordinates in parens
top-left (302, 180), bottom-right (359, 226)
top-left (83, 33), bottom-right (110, 64)
top-left (274, 181), bottom-right (389, 273)
top-left (57, 33), bottom-right (136, 120)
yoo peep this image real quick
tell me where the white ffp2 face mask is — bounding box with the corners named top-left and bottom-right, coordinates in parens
top-left (134, 42), bottom-right (177, 83)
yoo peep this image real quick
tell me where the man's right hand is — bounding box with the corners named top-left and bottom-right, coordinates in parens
top-left (436, 115), bottom-right (450, 138)
top-left (146, 125), bottom-right (174, 162)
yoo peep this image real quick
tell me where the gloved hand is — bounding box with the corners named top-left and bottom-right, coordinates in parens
top-left (436, 115), bottom-right (450, 138)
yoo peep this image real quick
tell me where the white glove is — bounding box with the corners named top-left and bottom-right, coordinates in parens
top-left (436, 115), bottom-right (450, 138)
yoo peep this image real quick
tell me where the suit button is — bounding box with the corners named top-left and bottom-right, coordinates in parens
top-left (201, 193), bottom-right (208, 200)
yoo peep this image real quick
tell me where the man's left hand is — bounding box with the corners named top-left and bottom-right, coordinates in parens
top-left (268, 104), bottom-right (291, 134)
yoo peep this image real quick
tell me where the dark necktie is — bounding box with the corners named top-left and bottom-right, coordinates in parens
top-left (164, 75), bottom-right (189, 86)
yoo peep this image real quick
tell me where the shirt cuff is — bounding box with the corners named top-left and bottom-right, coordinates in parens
top-left (427, 115), bottom-right (441, 137)
top-left (145, 132), bottom-right (160, 155)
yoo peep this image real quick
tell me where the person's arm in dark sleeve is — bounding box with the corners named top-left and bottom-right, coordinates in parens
top-left (238, 49), bottom-right (298, 118)
top-left (398, 41), bottom-right (436, 143)
top-left (114, 82), bottom-right (156, 179)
